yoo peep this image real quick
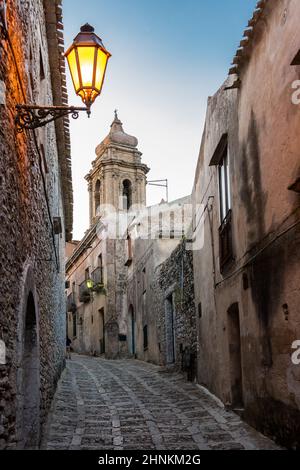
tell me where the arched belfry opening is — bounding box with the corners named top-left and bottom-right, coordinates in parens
top-left (94, 179), bottom-right (101, 215)
top-left (123, 179), bottom-right (132, 211)
top-left (22, 292), bottom-right (40, 449)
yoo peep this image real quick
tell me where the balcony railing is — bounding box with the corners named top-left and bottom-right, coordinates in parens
top-left (219, 209), bottom-right (233, 271)
top-left (79, 281), bottom-right (91, 303)
top-left (67, 293), bottom-right (77, 312)
top-left (91, 267), bottom-right (103, 285)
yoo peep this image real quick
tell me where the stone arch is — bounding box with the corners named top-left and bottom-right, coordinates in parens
top-left (16, 263), bottom-right (40, 449)
top-left (122, 179), bottom-right (132, 210)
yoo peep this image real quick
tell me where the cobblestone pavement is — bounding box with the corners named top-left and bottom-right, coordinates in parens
top-left (44, 355), bottom-right (280, 450)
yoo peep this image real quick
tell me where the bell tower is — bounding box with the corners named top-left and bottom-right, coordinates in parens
top-left (86, 111), bottom-right (149, 225)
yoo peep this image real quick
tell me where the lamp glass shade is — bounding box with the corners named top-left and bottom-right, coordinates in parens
top-left (67, 49), bottom-right (80, 90)
top-left (65, 24), bottom-right (111, 108)
top-left (95, 49), bottom-right (109, 91)
top-left (86, 279), bottom-right (94, 290)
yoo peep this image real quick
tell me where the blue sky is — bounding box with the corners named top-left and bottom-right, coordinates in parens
top-left (63, 0), bottom-right (257, 239)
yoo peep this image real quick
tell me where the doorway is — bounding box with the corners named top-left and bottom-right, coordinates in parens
top-left (128, 305), bottom-right (136, 355)
top-left (227, 303), bottom-right (244, 408)
top-left (22, 292), bottom-right (40, 448)
top-left (99, 308), bottom-right (105, 354)
top-left (165, 294), bottom-right (175, 364)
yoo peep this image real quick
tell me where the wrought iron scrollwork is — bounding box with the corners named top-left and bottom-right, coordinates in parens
top-left (15, 104), bottom-right (89, 133)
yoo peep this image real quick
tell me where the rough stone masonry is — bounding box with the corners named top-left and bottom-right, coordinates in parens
top-left (0, 0), bottom-right (72, 449)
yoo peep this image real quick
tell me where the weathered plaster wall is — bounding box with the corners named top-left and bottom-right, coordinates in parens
top-left (66, 230), bottom-right (107, 356)
top-left (236, 0), bottom-right (300, 446)
top-left (192, 0), bottom-right (300, 448)
top-left (66, 226), bottom-right (131, 360)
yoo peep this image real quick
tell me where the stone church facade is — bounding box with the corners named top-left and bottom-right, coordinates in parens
top-left (0, 0), bottom-right (72, 449)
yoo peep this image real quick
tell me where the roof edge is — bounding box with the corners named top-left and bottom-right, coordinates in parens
top-left (44, 0), bottom-right (73, 242)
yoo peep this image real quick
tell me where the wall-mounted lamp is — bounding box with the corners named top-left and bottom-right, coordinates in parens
top-left (86, 278), bottom-right (94, 290)
top-left (15, 23), bottom-right (111, 133)
top-left (65, 23), bottom-right (111, 112)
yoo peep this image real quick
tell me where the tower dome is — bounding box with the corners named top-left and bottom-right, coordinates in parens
top-left (87, 111), bottom-right (149, 225)
top-left (109, 110), bottom-right (138, 147)
top-left (96, 111), bottom-right (138, 156)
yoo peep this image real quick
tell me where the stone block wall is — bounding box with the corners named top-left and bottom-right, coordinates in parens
top-left (153, 241), bottom-right (197, 378)
top-left (0, 0), bottom-right (68, 449)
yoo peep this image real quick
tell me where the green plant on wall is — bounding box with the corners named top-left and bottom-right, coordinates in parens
top-left (93, 284), bottom-right (107, 296)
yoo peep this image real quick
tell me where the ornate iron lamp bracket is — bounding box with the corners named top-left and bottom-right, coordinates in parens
top-left (15, 104), bottom-right (90, 133)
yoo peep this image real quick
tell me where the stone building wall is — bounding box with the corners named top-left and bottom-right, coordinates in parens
top-left (152, 240), bottom-right (197, 379)
top-left (66, 229), bottom-right (129, 360)
top-left (0, 0), bottom-right (72, 449)
top-left (66, 114), bottom-right (149, 360)
top-left (192, 0), bottom-right (300, 448)
top-left (66, 230), bottom-right (107, 356)
top-left (126, 197), bottom-right (193, 368)
top-left (126, 239), bottom-right (175, 364)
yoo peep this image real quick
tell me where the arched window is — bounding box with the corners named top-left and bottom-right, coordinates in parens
top-left (94, 180), bottom-right (101, 214)
top-left (122, 179), bottom-right (132, 210)
top-left (23, 292), bottom-right (39, 448)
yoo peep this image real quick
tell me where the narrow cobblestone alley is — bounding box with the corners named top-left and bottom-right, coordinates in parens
top-left (44, 355), bottom-right (280, 451)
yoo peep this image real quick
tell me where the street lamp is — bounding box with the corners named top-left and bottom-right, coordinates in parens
top-left (65, 24), bottom-right (111, 114)
top-left (86, 278), bottom-right (94, 290)
top-left (15, 23), bottom-right (111, 132)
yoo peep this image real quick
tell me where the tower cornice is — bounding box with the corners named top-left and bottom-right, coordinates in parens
top-left (85, 158), bottom-right (150, 182)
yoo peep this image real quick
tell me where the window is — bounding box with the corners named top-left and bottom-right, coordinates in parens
top-left (143, 325), bottom-right (148, 351)
top-left (209, 134), bottom-right (233, 271)
top-left (158, 211), bottom-right (163, 239)
top-left (72, 313), bottom-right (77, 338)
top-left (198, 302), bottom-right (202, 319)
top-left (122, 180), bottom-right (132, 210)
top-left (40, 49), bottom-right (45, 81)
top-left (142, 267), bottom-right (146, 294)
top-left (92, 258), bottom-right (103, 285)
top-left (98, 254), bottom-right (103, 284)
top-left (94, 180), bottom-right (101, 215)
top-left (170, 211), bottom-right (175, 239)
top-left (218, 146), bottom-right (231, 223)
top-left (85, 268), bottom-right (90, 281)
top-left (219, 209), bottom-right (233, 270)
top-left (125, 235), bottom-right (133, 266)
top-left (218, 142), bottom-right (233, 270)
top-left (72, 281), bottom-right (76, 303)
top-left (67, 293), bottom-right (76, 312)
